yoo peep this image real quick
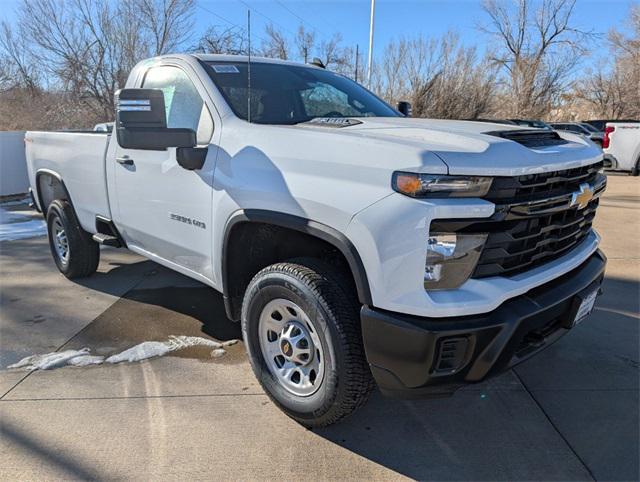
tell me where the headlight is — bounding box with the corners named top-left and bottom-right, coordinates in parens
top-left (392, 172), bottom-right (492, 198)
top-left (424, 233), bottom-right (487, 290)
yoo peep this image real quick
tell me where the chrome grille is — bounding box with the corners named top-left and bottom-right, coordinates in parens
top-left (430, 161), bottom-right (605, 278)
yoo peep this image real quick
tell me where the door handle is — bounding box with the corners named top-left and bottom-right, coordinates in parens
top-left (116, 156), bottom-right (134, 166)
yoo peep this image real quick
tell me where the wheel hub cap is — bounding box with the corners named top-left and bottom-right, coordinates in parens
top-left (52, 216), bottom-right (69, 265)
top-left (279, 322), bottom-right (313, 365)
top-left (258, 299), bottom-right (324, 397)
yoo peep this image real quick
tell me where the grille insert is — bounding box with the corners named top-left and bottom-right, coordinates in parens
top-left (485, 161), bottom-right (604, 204)
top-left (430, 162), bottom-right (605, 278)
top-left (472, 200), bottom-right (598, 277)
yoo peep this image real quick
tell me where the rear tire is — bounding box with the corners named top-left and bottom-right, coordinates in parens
top-left (631, 158), bottom-right (640, 176)
top-left (46, 199), bottom-right (99, 278)
top-left (241, 258), bottom-right (374, 427)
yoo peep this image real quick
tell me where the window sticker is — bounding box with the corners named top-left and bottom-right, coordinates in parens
top-left (212, 65), bottom-right (240, 74)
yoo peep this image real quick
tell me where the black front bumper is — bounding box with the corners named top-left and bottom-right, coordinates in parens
top-left (361, 250), bottom-right (606, 399)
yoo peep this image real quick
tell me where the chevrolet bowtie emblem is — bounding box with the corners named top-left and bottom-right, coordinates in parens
top-left (570, 183), bottom-right (594, 210)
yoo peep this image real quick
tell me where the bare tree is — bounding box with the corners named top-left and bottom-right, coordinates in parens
top-left (193, 25), bottom-right (246, 55)
top-left (11, 0), bottom-right (195, 118)
top-left (567, 5), bottom-right (639, 120)
top-left (134, 0), bottom-right (195, 55)
top-left (295, 24), bottom-right (315, 63)
top-left (576, 4), bottom-right (639, 119)
top-left (480, 0), bottom-right (592, 118)
top-left (317, 33), bottom-right (346, 69)
top-left (261, 24), bottom-right (289, 60)
top-left (0, 22), bottom-right (40, 93)
top-left (371, 33), bottom-right (497, 119)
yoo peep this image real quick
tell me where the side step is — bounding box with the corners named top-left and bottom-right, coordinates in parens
top-left (92, 233), bottom-right (122, 247)
top-left (94, 215), bottom-right (126, 248)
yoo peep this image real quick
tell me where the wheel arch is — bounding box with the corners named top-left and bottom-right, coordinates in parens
top-left (222, 209), bottom-right (373, 321)
top-left (35, 169), bottom-right (74, 214)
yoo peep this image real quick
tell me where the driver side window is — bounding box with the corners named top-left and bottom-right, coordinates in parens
top-left (143, 66), bottom-right (214, 145)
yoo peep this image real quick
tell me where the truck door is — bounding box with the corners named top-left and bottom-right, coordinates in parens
top-left (113, 64), bottom-right (218, 281)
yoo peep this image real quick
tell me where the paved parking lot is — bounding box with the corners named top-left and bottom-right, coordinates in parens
top-left (0, 175), bottom-right (638, 480)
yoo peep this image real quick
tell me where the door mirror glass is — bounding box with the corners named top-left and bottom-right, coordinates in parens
top-left (115, 88), bottom-right (196, 150)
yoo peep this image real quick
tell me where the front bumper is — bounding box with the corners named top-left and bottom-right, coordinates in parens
top-left (361, 250), bottom-right (606, 399)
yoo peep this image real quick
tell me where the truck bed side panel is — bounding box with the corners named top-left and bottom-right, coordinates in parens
top-left (604, 122), bottom-right (640, 171)
top-left (25, 131), bottom-right (111, 232)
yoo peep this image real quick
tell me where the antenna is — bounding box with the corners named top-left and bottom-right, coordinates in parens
top-left (247, 9), bottom-right (252, 123)
top-left (367, 0), bottom-right (375, 87)
top-left (355, 44), bottom-right (359, 82)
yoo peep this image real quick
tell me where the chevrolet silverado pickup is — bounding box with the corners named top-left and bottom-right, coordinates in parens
top-left (26, 54), bottom-right (607, 427)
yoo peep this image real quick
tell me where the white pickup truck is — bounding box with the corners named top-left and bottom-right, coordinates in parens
top-left (602, 121), bottom-right (640, 175)
top-left (26, 54), bottom-right (607, 427)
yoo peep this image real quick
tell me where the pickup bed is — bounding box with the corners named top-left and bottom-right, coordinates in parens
top-left (26, 54), bottom-right (607, 427)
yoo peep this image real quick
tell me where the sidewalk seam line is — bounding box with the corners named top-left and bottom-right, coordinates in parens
top-left (513, 368), bottom-right (597, 481)
top-left (0, 393), bottom-right (267, 402)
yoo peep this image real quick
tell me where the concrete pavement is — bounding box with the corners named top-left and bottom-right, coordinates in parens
top-left (1, 175), bottom-right (638, 480)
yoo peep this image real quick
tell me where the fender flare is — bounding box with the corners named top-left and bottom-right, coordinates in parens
top-left (222, 209), bottom-right (373, 315)
top-left (35, 169), bottom-right (74, 213)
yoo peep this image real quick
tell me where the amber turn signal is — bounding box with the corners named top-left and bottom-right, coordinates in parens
top-left (392, 172), bottom-right (493, 198)
top-left (394, 173), bottom-right (423, 195)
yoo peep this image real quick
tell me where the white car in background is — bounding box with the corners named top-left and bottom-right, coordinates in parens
top-left (602, 122), bottom-right (640, 175)
top-left (93, 122), bottom-right (114, 133)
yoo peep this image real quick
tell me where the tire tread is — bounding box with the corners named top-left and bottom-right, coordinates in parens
top-left (243, 257), bottom-right (375, 427)
top-left (47, 199), bottom-right (99, 278)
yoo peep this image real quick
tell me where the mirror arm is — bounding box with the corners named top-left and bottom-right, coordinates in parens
top-left (177, 146), bottom-right (208, 170)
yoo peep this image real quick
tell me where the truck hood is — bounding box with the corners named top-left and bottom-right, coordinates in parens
top-left (301, 117), bottom-right (603, 176)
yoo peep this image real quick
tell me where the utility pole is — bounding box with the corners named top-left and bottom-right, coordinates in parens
top-left (367, 0), bottom-right (375, 87)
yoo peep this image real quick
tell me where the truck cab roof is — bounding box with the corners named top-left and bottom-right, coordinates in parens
top-left (192, 53), bottom-right (323, 69)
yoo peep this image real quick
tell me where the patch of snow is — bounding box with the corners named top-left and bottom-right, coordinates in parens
top-left (0, 205), bottom-right (46, 241)
top-left (166, 335), bottom-right (223, 350)
top-left (105, 341), bottom-right (172, 364)
top-left (68, 355), bottom-right (106, 367)
top-left (8, 348), bottom-right (96, 370)
top-left (7, 336), bottom-right (239, 371)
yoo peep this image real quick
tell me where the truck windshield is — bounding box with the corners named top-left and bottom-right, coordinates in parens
top-left (203, 61), bottom-right (400, 125)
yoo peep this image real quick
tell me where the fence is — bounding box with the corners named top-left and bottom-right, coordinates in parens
top-left (0, 131), bottom-right (28, 197)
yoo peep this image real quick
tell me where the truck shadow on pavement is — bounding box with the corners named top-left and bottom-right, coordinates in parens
top-left (62, 260), bottom-right (242, 354)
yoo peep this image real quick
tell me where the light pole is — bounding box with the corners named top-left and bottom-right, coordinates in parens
top-left (367, 0), bottom-right (375, 88)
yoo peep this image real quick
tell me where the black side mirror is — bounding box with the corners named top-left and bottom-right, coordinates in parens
top-left (397, 101), bottom-right (412, 117)
top-left (115, 88), bottom-right (196, 150)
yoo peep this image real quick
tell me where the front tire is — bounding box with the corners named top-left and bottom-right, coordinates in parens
top-left (631, 157), bottom-right (640, 177)
top-left (46, 199), bottom-right (99, 278)
top-left (241, 258), bottom-right (374, 427)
